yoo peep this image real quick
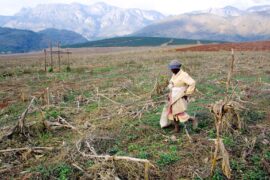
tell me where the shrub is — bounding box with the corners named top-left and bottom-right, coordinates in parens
top-left (45, 107), bottom-right (60, 120)
top-left (48, 67), bottom-right (53, 72)
top-left (32, 163), bottom-right (72, 179)
top-left (157, 152), bottom-right (180, 166)
top-left (66, 66), bottom-right (71, 72)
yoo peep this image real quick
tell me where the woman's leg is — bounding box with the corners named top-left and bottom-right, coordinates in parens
top-left (189, 116), bottom-right (198, 129)
top-left (173, 119), bottom-right (180, 133)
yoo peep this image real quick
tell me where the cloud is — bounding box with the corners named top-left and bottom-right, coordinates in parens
top-left (252, 0), bottom-right (270, 2)
top-left (0, 0), bottom-right (270, 15)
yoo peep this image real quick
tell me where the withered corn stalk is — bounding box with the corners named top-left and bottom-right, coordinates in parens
top-left (0, 97), bottom-right (36, 142)
top-left (209, 49), bottom-right (244, 179)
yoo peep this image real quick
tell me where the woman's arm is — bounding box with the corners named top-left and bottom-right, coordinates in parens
top-left (183, 73), bottom-right (196, 95)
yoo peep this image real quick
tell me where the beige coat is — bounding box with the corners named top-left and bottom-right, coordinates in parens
top-left (168, 70), bottom-right (196, 121)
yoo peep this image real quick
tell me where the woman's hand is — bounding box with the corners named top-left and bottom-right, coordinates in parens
top-left (168, 82), bottom-right (174, 90)
top-left (183, 96), bottom-right (188, 101)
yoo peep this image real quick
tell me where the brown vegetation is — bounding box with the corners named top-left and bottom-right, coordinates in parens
top-left (0, 46), bottom-right (269, 179)
top-left (175, 41), bottom-right (270, 52)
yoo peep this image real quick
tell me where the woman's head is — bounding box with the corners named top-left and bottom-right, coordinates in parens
top-left (169, 59), bottom-right (182, 74)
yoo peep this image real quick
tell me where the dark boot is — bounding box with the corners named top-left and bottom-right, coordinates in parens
top-left (173, 120), bottom-right (180, 133)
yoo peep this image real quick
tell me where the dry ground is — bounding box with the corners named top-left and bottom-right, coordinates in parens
top-left (0, 46), bottom-right (269, 179)
top-left (176, 41), bottom-right (270, 52)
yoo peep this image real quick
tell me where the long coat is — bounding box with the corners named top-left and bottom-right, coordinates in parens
top-left (167, 70), bottom-right (196, 122)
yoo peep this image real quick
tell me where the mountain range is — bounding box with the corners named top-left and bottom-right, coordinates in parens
top-left (1, 3), bottom-right (270, 53)
top-left (188, 5), bottom-right (270, 17)
top-left (0, 2), bottom-right (164, 40)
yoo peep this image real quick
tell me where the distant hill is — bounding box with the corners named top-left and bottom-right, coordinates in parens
top-left (39, 28), bottom-right (88, 46)
top-left (133, 5), bottom-right (270, 42)
top-left (247, 5), bottom-right (270, 13)
top-left (0, 27), bottom-right (43, 53)
top-left (0, 16), bottom-right (12, 25)
top-left (66, 36), bottom-right (222, 48)
top-left (0, 27), bottom-right (88, 53)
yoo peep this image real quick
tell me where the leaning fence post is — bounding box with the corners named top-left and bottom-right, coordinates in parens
top-left (44, 49), bottom-right (47, 72)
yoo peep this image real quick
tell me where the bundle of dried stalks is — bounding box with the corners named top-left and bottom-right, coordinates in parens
top-left (209, 100), bottom-right (235, 178)
top-left (242, 137), bottom-right (257, 161)
top-left (0, 146), bottom-right (54, 162)
top-left (210, 99), bottom-right (244, 134)
top-left (74, 138), bottom-right (158, 180)
top-left (44, 116), bottom-right (81, 134)
top-left (0, 97), bottom-right (36, 142)
top-left (91, 85), bottom-right (166, 122)
top-left (210, 138), bottom-right (231, 179)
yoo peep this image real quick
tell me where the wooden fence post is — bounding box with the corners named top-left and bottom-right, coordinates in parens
top-left (58, 42), bottom-right (61, 71)
top-left (226, 49), bottom-right (235, 93)
top-left (67, 48), bottom-right (70, 67)
top-left (50, 42), bottom-right (53, 69)
top-left (44, 49), bottom-right (47, 71)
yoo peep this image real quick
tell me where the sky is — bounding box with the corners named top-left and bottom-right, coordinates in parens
top-left (0, 0), bottom-right (270, 16)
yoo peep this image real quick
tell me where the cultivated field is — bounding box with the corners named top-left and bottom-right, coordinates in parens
top-left (176, 41), bottom-right (270, 52)
top-left (0, 46), bottom-right (269, 179)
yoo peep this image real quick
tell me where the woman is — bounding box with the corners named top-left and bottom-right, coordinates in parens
top-left (167, 59), bottom-right (196, 133)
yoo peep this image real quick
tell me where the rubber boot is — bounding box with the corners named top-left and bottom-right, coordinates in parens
top-left (173, 119), bottom-right (180, 133)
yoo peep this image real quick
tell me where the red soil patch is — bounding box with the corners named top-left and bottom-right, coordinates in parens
top-left (176, 41), bottom-right (270, 52)
top-left (0, 99), bottom-right (10, 109)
